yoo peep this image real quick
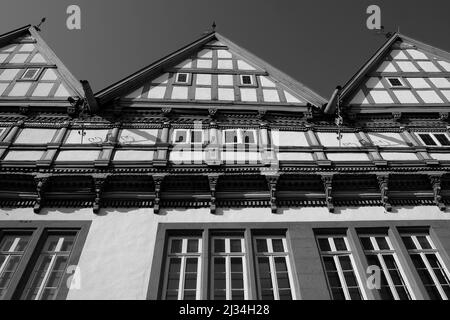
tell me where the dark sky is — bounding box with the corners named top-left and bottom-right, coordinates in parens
top-left (1, 0), bottom-right (449, 98)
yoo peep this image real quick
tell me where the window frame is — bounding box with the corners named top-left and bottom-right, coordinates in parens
top-left (210, 235), bottom-right (249, 300)
top-left (222, 129), bottom-right (258, 146)
top-left (161, 236), bottom-right (203, 300)
top-left (239, 75), bottom-right (255, 87)
top-left (172, 129), bottom-right (204, 145)
top-left (417, 132), bottom-right (450, 147)
top-left (359, 234), bottom-right (413, 300)
top-left (18, 67), bottom-right (42, 81)
top-left (316, 234), bottom-right (367, 300)
top-left (0, 221), bottom-right (91, 300)
top-left (401, 232), bottom-right (450, 300)
top-left (386, 77), bottom-right (407, 88)
top-left (175, 72), bottom-right (191, 85)
top-left (253, 236), bottom-right (297, 300)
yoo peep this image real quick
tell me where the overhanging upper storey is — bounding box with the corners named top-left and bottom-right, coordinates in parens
top-left (0, 25), bottom-right (83, 112)
top-left (95, 31), bottom-right (326, 113)
top-left (338, 33), bottom-right (450, 115)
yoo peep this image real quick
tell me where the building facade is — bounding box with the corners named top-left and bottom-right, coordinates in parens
top-left (0, 24), bottom-right (450, 300)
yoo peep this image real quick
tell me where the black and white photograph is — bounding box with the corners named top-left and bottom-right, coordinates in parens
top-left (0, 0), bottom-right (450, 312)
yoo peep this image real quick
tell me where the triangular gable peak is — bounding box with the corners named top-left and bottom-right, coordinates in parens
top-left (97, 32), bottom-right (326, 110)
top-left (0, 25), bottom-right (83, 107)
top-left (342, 33), bottom-right (450, 114)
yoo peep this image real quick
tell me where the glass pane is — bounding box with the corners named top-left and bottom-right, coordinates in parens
top-left (344, 271), bottom-right (357, 287)
top-left (243, 131), bottom-right (255, 144)
top-left (214, 290), bottom-right (226, 300)
top-left (261, 290), bottom-right (274, 300)
top-left (435, 134), bottom-right (450, 146)
top-left (191, 131), bottom-right (202, 143)
top-left (331, 287), bottom-right (346, 300)
top-left (183, 290), bottom-right (196, 300)
top-left (402, 237), bottom-right (416, 250)
top-left (276, 272), bottom-right (290, 289)
top-left (171, 239), bottom-right (182, 253)
top-left (318, 238), bottom-right (331, 252)
top-left (174, 131), bottom-right (187, 143)
top-left (186, 239), bottom-right (198, 253)
top-left (274, 257), bottom-right (287, 272)
top-left (348, 288), bottom-right (362, 300)
top-left (0, 236), bottom-right (14, 252)
top-left (360, 237), bottom-right (373, 251)
top-left (214, 239), bottom-right (225, 253)
top-left (60, 236), bottom-right (75, 252)
top-left (271, 239), bottom-right (284, 252)
top-left (229, 239), bottom-right (242, 253)
top-left (184, 273), bottom-right (197, 290)
top-left (230, 257), bottom-right (243, 273)
top-left (339, 255), bottom-right (352, 271)
top-left (185, 258), bottom-right (198, 273)
top-left (334, 237), bottom-right (347, 251)
top-left (225, 131), bottom-right (238, 144)
top-left (15, 236), bottom-right (30, 252)
top-left (417, 236), bottom-right (432, 249)
top-left (256, 239), bottom-right (268, 253)
top-left (278, 289), bottom-right (292, 300)
top-left (327, 271), bottom-right (341, 287)
top-left (323, 256), bottom-right (337, 271)
top-left (231, 274), bottom-right (244, 289)
top-left (376, 237), bottom-right (390, 250)
top-left (231, 290), bottom-right (245, 300)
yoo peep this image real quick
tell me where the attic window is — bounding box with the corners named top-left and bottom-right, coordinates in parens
top-left (20, 68), bottom-right (41, 81)
top-left (175, 73), bottom-right (190, 84)
top-left (387, 77), bottom-right (405, 87)
top-left (240, 75), bottom-right (254, 86)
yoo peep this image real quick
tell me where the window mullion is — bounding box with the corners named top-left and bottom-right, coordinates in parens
top-left (178, 256), bottom-right (186, 300)
top-left (268, 255), bottom-right (280, 300)
top-left (378, 254), bottom-right (400, 300)
top-left (35, 254), bottom-right (57, 300)
top-left (334, 255), bottom-right (351, 300)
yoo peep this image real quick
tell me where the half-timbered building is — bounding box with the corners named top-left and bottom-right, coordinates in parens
top-left (0, 24), bottom-right (450, 300)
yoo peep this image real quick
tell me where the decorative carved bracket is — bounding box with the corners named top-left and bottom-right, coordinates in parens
top-left (208, 108), bottom-right (218, 120)
top-left (392, 112), bottom-right (402, 122)
top-left (257, 109), bottom-right (267, 120)
top-left (430, 175), bottom-right (446, 211)
top-left (161, 107), bottom-right (172, 121)
top-left (321, 175), bottom-right (334, 213)
top-left (153, 175), bottom-right (166, 214)
top-left (33, 175), bottom-right (49, 214)
top-left (303, 110), bottom-right (313, 121)
top-left (266, 175), bottom-right (279, 214)
top-left (93, 176), bottom-right (108, 214)
top-left (439, 112), bottom-right (449, 122)
top-left (377, 175), bottom-right (392, 212)
top-left (208, 174), bottom-right (220, 214)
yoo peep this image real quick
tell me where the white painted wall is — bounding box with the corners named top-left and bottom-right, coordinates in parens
top-left (1, 205), bottom-right (448, 300)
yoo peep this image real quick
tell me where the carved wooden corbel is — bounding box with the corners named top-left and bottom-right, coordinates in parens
top-left (208, 174), bottom-right (220, 214)
top-left (377, 174), bottom-right (392, 212)
top-left (33, 175), bottom-right (49, 214)
top-left (429, 175), bottom-right (446, 211)
top-left (93, 176), bottom-right (108, 214)
top-left (208, 108), bottom-right (218, 120)
top-left (439, 112), bottom-right (449, 122)
top-left (392, 112), bottom-right (402, 122)
top-left (265, 175), bottom-right (279, 214)
top-left (321, 175), bottom-right (334, 213)
top-left (153, 175), bottom-right (166, 214)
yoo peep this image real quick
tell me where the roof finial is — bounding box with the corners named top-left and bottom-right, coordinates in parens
top-left (212, 21), bottom-right (216, 31)
top-left (34, 17), bottom-right (46, 32)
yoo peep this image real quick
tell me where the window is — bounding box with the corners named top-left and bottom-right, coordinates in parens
top-left (20, 68), bottom-right (41, 81)
top-left (211, 236), bottom-right (248, 300)
top-left (359, 234), bottom-right (411, 300)
top-left (317, 235), bottom-right (364, 300)
top-left (417, 133), bottom-right (450, 146)
top-left (401, 232), bottom-right (450, 300)
top-left (172, 129), bottom-right (203, 144)
top-left (223, 129), bottom-right (257, 145)
top-left (162, 237), bottom-right (202, 300)
top-left (254, 236), bottom-right (295, 300)
top-left (175, 73), bottom-right (190, 84)
top-left (387, 77), bottom-right (406, 87)
top-left (0, 233), bottom-right (31, 299)
top-left (20, 232), bottom-right (77, 300)
top-left (240, 75), bottom-right (254, 86)
top-left (0, 222), bottom-right (89, 300)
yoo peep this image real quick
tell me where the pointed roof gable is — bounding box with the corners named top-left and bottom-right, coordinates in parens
top-left (0, 25), bottom-right (83, 107)
top-left (95, 31), bottom-right (326, 110)
top-left (340, 33), bottom-right (450, 113)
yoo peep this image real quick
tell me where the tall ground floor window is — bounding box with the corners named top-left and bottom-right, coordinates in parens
top-left (160, 230), bottom-right (297, 300)
top-left (0, 221), bottom-right (90, 300)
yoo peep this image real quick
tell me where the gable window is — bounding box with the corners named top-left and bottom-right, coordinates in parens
top-left (401, 231), bottom-right (450, 300)
top-left (417, 133), bottom-right (450, 146)
top-left (387, 77), bottom-right (406, 88)
top-left (317, 234), bottom-right (365, 300)
top-left (173, 129), bottom-right (203, 144)
top-left (162, 237), bottom-right (202, 300)
top-left (175, 73), bottom-right (190, 84)
top-left (240, 75), bottom-right (254, 86)
top-left (223, 129), bottom-right (257, 145)
top-left (20, 68), bottom-right (41, 81)
top-left (359, 234), bottom-right (411, 300)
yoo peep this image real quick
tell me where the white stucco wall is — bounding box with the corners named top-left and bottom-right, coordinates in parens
top-left (1, 205), bottom-right (448, 300)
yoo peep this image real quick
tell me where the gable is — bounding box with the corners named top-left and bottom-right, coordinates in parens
top-left (0, 26), bottom-right (82, 102)
top-left (345, 36), bottom-right (450, 109)
top-left (96, 32), bottom-right (326, 109)
top-left (121, 38), bottom-right (309, 106)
